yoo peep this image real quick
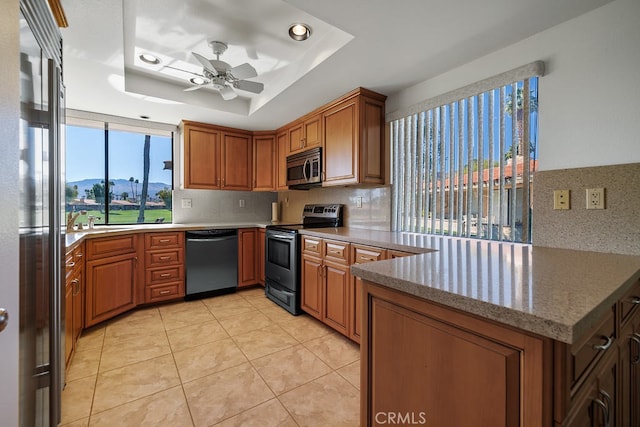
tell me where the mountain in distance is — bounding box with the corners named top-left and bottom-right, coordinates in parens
top-left (67, 178), bottom-right (171, 200)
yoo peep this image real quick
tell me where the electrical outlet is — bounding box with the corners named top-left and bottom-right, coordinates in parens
top-left (356, 197), bottom-right (363, 208)
top-left (239, 199), bottom-right (245, 208)
top-left (181, 198), bottom-right (192, 208)
top-left (553, 190), bottom-right (570, 210)
top-left (586, 188), bottom-right (605, 210)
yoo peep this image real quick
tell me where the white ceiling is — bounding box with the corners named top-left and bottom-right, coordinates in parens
top-left (60, 0), bottom-right (613, 130)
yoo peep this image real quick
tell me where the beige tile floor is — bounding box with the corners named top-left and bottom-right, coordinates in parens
top-left (60, 287), bottom-right (361, 426)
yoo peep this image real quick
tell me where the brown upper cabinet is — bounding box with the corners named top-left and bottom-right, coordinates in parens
top-left (322, 88), bottom-right (386, 186)
top-left (182, 121), bottom-right (252, 191)
top-left (253, 132), bottom-right (276, 191)
top-left (287, 113), bottom-right (321, 156)
top-left (276, 131), bottom-right (289, 191)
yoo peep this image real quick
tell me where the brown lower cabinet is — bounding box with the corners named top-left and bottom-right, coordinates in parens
top-left (144, 231), bottom-right (185, 303)
top-left (64, 242), bottom-right (84, 366)
top-left (257, 228), bottom-right (265, 286)
top-left (85, 235), bottom-right (141, 327)
top-left (301, 236), bottom-right (351, 336)
top-left (361, 278), bottom-right (640, 427)
top-left (238, 228), bottom-right (258, 288)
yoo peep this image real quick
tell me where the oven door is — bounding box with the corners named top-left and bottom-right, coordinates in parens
top-left (265, 230), bottom-right (298, 290)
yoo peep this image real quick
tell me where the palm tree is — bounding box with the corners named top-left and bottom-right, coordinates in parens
top-left (137, 135), bottom-right (151, 223)
top-left (129, 177), bottom-right (135, 201)
top-left (505, 88), bottom-right (538, 158)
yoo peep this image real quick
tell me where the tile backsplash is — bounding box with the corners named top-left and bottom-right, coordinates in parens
top-left (532, 162), bottom-right (640, 255)
top-left (172, 189), bottom-right (276, 224)
top-left (277, 186), bottom-right (391, 230)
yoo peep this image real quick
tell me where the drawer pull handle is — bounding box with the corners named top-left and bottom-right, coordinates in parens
top-left (361, 257), bottom-right (374, 261)
top-left (159, 290), bottom-right (171, 295)
top-left (159, 256), bottom-right (171, 260)
top-left (631, 296), bottom-right (640, 304)
top-left (631, 334), bottom-right (640, 365)
top-left (592, 398), bottom-right (609, 427)
top-left (66, 261), bottom-right (75, 268)
top-left (159, 239), bottom-right (171, 243)
top-left (592, 335), bottom-right (613, 351)
top-left (328, 250), bottom-right (340, 254)
top-left (160, 273), bottom-right (171, 277)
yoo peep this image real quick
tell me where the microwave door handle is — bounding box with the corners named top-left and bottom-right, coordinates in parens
top-left (303, 158), bottom-right (310, 182)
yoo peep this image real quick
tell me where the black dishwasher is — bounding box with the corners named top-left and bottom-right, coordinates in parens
top-left (185, 229), bottom-right (238, 300)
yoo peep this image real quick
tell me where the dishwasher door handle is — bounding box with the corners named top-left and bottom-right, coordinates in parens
top-left (187, 236), bottom-right (237, 243)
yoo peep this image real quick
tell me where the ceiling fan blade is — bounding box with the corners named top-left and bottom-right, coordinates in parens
top-left (229, 63), bottom-right (257, 80)
top-left (234, 79), bottom-right (264, 94)
top-left (184, 85), bottom-right (204, 92)
top-left (219, 85), bottom-right (238, 100)
top-left (192, 52), bottom-right (218, 76)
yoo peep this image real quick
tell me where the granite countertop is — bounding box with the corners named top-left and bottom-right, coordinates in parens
top-left (300, 228), bottom-right (640, 344)
top-left (65, 221), bottom-right (272, 248)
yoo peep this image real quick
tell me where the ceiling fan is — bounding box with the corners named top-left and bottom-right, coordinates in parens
top-left (184, 41), bottom-right (264, 100)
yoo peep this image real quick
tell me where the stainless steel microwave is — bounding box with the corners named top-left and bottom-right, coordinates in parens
top-left (286, 147), bottom-right (322, 189)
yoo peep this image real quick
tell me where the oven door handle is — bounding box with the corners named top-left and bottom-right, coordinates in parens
top-left (269, 234), bottom-right (295, 240)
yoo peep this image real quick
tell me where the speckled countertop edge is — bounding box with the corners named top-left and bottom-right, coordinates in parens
top-left (65, 221), bottom-right (272, 249)
top-left (300, 228), bottom-right (640, 344)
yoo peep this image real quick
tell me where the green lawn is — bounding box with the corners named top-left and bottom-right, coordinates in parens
top-left (69, 209), bottom-right (172, 225)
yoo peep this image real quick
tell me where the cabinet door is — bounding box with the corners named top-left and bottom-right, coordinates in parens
top-left (323, 260), bottom-right (350, 336)
top-left (85, 253), bottom-right (137, 327)
top-left (221, 132), bottom-right (252, 190)
top-left (366, 294), bottom-right (522, 427)
top-left (303, 114), bottom-right (321, 149)
top-left (288, 122), bottom-right (304, 155)
top-left (72, 270), bottom-right (84, 343)
top-left (64, 283), bottom-right (73, 365)
top-left (184, 126), bottom-right (220, 189)
top-left (351, 245), bottom-right (387, 343)
top-left (323, 98), bottom-right (358, 186)
top-left (301, 254), bottom-right (323, 320)
top-left (360, 96), bottom-right (385, 184)
top-left (253, 134), bottom-right (276, 191)
top-left (276, 131), bottom-right (288, 190)
top-left (238, 228), bottom-right (257, 287)
top-left (257, 228), bottom-right (265, 286)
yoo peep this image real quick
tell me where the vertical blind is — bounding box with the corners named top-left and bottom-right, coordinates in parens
top-left (390, 62), bottom-right (544, 243)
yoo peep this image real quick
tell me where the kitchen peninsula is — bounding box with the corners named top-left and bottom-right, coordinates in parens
top-left (340, 233), bottom-right (640, 426)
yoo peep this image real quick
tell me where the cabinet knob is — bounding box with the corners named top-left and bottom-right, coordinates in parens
top-left (630, 296), bottom-right (640, 305)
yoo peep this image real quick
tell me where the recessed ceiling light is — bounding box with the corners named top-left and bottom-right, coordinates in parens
top-left (139, 53), bottom-right (160, 65)
top-left (289, 23), bottom-right (311, 41)
top-left (190, 77), bottom-right (205, 85)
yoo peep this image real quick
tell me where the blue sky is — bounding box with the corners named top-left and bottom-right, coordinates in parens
top-left (66, 125), bottom-right (173, 185)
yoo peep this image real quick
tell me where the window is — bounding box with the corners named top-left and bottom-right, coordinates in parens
top-left (65, 115), bottom-right (174, 226)
top-left (390, 62), bottom-right (543, 243)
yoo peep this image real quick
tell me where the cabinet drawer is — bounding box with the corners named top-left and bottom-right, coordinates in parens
top-left (570, 306), bottom-right (615, 388)
top-left (619, 279), bottom-right (640, 329)
top-left (388, 250), bottom-right (413, 259)
top-left (145, 282), bottom-right (184, 303)
top-left (302, 236), bottom-right (322, 255)
top-left (145, 232), bottom-right (183, 249)
top-left (145, 248), bottom-right (183, 267)
top-left (324, 240), bottom-right (349, 264)
top-left (86, 235), bottom-right (137, 260)
top-left (353, 245), bottom-right (386, 264)
top-left (146, 266), bottom-right (184, 285)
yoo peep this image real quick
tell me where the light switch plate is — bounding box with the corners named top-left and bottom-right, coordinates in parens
top-left (553, 190), bottom-right (570, 210)
top-left (181, 198), bottom-right (192, 208)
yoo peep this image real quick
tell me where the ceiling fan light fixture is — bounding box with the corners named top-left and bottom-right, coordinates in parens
top-left (139, 53), bottom-right (161, 65)
top-left (189, 77), bottom-right (205, 85)
top-left (289, 23), bottom-right (311, 41)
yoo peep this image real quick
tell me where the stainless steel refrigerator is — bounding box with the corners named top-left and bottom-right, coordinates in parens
top-left (19, 0), bottom-right (65, 425)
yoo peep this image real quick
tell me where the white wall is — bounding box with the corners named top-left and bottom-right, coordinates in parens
top-left (386, 0), bottom-right (640, 171)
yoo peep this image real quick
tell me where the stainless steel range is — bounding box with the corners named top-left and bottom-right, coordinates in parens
top-left (265, 204), bottom-right (343, 314)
